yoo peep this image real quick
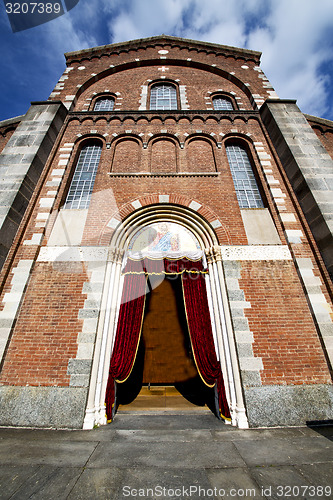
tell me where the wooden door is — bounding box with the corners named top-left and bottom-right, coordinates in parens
top-left (141, 275), bottom-right (198, 384)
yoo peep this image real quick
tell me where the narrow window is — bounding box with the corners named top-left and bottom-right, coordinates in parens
top-left (65, 143), bottom-right (102, 209)
top-left (226, 144), bottom-right (264, 208)
top-left (150, 84), bottom-right (177, 110)
top-left (94, 97), bottom-right (114, 111)
top-left (213, 96), bottom-right (233, 110)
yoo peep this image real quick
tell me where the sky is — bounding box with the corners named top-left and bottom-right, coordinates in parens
top-left (0, 0), bottom-right (333, 122)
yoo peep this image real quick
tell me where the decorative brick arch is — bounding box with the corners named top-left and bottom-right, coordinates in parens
top-left (99, 193), bottom-right (231, 245)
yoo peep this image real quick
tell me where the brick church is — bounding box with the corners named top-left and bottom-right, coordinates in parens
top-left (0, 35), bottom-right (332, 429)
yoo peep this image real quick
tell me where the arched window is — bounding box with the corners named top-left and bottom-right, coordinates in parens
top-left (213, 96), bottom-right (234, 110)
top-left (94, 97), bottom-right (114, 111)
top-left (226, 144), bottom-right (264, 208)
top-left (150, 84), bottom-right (177, 110)
top-left (65, 143), bottom-right (102, 209)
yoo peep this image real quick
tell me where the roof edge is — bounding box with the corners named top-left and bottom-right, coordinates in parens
top-left (0, 114), bottom-right (25, 128)
top-left (65, 35), bottom-right (261, 61)
top-left (304, 113), bottom-right (333, 128)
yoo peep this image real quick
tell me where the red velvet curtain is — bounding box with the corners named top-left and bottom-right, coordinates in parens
top-left (105, 272), bottom-right (147, 421)
top-left (105, 256), bottom-right (230, 422)
top-left (182, 273), bottom-right (231, 421)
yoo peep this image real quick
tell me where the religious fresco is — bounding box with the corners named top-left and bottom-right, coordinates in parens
top-left (129, 222), bottom-right (201, 253)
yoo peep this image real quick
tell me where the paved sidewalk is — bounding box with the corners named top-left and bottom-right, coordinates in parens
top-left (0, 413), bottom-right (332, 499)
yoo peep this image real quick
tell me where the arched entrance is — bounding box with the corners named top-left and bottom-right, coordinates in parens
top-left (83, 204), bottom-right (248, 428)
top-left (116, 274), bottom-right (216, 414)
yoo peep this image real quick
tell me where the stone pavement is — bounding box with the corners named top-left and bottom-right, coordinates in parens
top-left (0, 412), bottom-right (332, 499)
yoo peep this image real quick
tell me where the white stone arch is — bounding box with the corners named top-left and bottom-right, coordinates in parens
top-left (83, 204), bottom-right (248, 429)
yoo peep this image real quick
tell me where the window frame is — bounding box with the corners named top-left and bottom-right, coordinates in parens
top-left (64, 140), bottom-right (102, 210)
top-left (149, 82), bottom-right (179, 110)
top-left (91, 94), bottom-right (115, 112)
top-left (225, 142), bottom-right (265, 209)
top-left (211, 93), bottom-right (237, 111)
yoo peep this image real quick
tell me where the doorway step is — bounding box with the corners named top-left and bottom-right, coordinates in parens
top-left (117, 386), bottom-right (211, 413)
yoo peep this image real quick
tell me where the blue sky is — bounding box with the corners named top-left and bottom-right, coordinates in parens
top-left (1, 0), bottom-right (333, 122)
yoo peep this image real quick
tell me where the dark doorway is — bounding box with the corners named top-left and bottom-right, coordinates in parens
top-left (116, 275), bottom-right (216, 414)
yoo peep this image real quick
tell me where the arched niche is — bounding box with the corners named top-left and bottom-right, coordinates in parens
top-left (112, 138), bottom-right (141, 173)
top-left (185, 138), bottom-right (216, 172)
top-left (150, 138), bottom-right (177, 173)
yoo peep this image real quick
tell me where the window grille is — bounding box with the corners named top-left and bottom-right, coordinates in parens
top-left (94, 98), bottom-right (114, 111)
top-left (213, 97), bottom-right (233, 110)
top-left (150, 84), bottom-right (177, 110)
top-left (226, 145), bottom-right (264, 208)
top-left (64, 144), bottom-right (102, 209)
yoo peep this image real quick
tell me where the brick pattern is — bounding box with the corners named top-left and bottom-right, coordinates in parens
top-left (68, 261), bottom-right (107, 388)
top-left (239, 261), bottom-right (331, 385)
top-left (0, 127), bottom-right (17, 155)
top-left (0, 262), bottom-right (87, 386)
top-left (224, 260), bottom-right (263, 388)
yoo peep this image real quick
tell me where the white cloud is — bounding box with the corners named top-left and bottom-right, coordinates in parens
top-left (41, 12), bottom-right (99, 56)
top-left (105, 0), bottom-right (190, 42)
top-left (100, 0), bottom-right (333, 119)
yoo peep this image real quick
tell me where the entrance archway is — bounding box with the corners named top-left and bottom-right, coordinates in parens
top-left (116, 274), bottom-right (216, 414)
top-left (83, 203), bottom-right (249, 428)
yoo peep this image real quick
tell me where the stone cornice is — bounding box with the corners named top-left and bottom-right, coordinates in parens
top-left (67, 109), bottom-right (260, 125)
top-left (65, 35), bottom-right (261, 65)
top-left (107, 172), bottom-right (220, 178)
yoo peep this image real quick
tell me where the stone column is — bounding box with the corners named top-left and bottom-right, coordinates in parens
top-left (205, 246), bottom-right (249, 428)
top-left (0, 101), bottom-right (67, 269)
top-left (260, 99), bottom-right (333, 279)
top-left (83, 248), bottom-right (124, 428)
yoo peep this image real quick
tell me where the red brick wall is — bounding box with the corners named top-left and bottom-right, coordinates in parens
top-left (0, 263), bottom-right (87, 386)
top-left (0, 126), bottom-right (18, 154)
top-left (112, 138), bottom-right (141, 172)
top-left (311, 125), bottom-right (333, 161)
top-left (187, 139), bottom-right (216, 172)
top-left (151, 139), bottom-right (177, 173)
top-left (239, 261), bottom-right (331, 385)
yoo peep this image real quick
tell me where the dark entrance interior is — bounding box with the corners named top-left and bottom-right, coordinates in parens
top-left (116, 275), bottom-right (216, 413)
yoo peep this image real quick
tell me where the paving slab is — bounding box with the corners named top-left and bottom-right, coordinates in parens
top-left (5, 466), bottom-right (82, 500)
top-left (249, 465), bottom-right (313, 500)
top-left (233, 436), bottom-right (333, 466)
top-left (67, 467), bottom-right (125, 500)
top-left (294, 463), bottom-right (333, 489)
top-left (207, 468), bottom-right (262, 499)
top-left (0, 427), bottom-right (104, 442)
top-left (112, 429), bottom-right (212, 442)
top-left (117, 467), bottom-right (213, 500)
top-left (109, 413), bottom-right (223, 430)
top-left (86, 440), bottom-right (246, 469)
top-left (0, 439), bottom-right (98, 466)
top-left (0, 465), bottom-right (41, 499)
top-left (211, 427), bottom-right (307, 441)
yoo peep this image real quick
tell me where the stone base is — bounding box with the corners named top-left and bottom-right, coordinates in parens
top-left (0, 386), bottom-right (88, 428)
top-left (244, 384), bottom-right (333, 427)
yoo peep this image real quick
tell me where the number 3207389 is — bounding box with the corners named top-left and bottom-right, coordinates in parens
top-left (6, 3), bottom-right (62, 14)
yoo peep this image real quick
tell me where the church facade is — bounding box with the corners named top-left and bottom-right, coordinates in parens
top-left (0, 35), bottom-right (332, 429)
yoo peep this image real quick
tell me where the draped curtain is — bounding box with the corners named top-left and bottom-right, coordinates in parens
top-left (105, 272), bottom-right (147, 421)
top-left (182, 272), bottom-right (231, 420)
top-left (105, 256), bottom-right (230, 422)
